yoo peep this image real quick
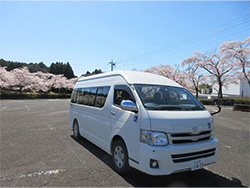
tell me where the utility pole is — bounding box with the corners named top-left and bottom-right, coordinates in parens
top-left (109, 59), bottom-right (116, 71)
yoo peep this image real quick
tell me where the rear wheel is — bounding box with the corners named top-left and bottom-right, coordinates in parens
top-left (112, 139), bottom-right (129, 174)
top-left (73, 120), bottom-right (80, 140)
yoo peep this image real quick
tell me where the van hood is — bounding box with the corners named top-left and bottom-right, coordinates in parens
top-left (147, 110), bottom-right (213, 134)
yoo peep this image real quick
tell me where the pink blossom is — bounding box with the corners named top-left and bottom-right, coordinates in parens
top-left (0, 66), bottom-right (78, 93)
top-left (144, 64), bottom-right (193, 92)
top-left (219, 37), bottom-right (250, 87)
top-left (194, 50), bottom-right (238, 98)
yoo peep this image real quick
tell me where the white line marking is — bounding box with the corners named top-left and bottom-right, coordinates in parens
top-left (0, 106), bottom-right (7, 111)
top-left (1, 169), bottom-right (66, 181)
top-left (47, 123), bottom-right (53, 130)
top-left (25, 105), bottom-right (30, 112)
top-left (19, 169), bottom-right (65, 178)
top-left (211, 108), bottom-right (217, 111)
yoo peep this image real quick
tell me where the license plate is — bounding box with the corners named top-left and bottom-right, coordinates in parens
top-left (191, 159), bottom-right (204, 171)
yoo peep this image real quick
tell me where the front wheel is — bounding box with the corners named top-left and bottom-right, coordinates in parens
top-left (112, 139), bottom-right (129, 174)
top-left (73, 120), bottom-right (80, 140)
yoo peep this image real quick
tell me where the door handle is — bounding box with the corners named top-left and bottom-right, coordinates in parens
top-left (111, 111), bottom-right (116, 116)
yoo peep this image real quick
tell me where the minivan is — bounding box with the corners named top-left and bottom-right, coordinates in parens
top-left (69, 71), bottom-right (218, 175)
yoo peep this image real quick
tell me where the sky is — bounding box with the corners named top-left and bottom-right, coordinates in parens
top-left (0, 1), bottom-right (249, 77)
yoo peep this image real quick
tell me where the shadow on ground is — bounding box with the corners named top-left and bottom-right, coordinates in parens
top-left (72, 136), bottom-right (246, 187)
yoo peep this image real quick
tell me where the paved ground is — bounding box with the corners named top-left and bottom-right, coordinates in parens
top-left (0, 99), bottom-right (249, 187)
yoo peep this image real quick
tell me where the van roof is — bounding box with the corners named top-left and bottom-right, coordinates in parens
top-left (78, 71), bottom-right (182, 87)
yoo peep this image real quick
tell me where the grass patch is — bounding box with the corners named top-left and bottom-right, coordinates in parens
top-left (199, 98), bottom-right (250, 106)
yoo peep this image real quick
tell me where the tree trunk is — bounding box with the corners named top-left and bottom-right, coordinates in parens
top-left (19, 87), bottom-right (23, 94)
top-left (242, 61), bottom-right (250, 87)
top-left (218, 78), bottom-right (223, 99)
top-left (195, 87), bottom-right (199, 98)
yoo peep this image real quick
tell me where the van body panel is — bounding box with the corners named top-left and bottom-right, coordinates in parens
top-left (76, 75), bottom-right (125, 88)
top-left (138, 138), bottom-right (218, 175)
top-left (110, 94), bottom-right (141, 162)
top-left (70, 103), bottom-right (110, 152)
top-left (77, 71), bottom-right (182, 87)
top-left (139, 108), bottom-right (151, 130)
top-left (147, 110), bottom-right (213, 133)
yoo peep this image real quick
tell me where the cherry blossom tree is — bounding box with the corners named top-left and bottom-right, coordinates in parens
top-left (33, 71), bottom-right (54, 92)
top-left (195, 51), bottom-right (237, 98)
top-left (144, 64), bottom-right (193, 91)
top-left (34, 73), bottom-right (78, 93)
top-left (0, 67), bottom-right (78, 94)
top-left (219, 37), bottom-right (250, 86)
top-left (0, 67), bottom-right (15, 90)
top-left (67, 77), bottom-right (78, 90)
top-left (10, 67), bottom-right (36, 93)
top-left (181, 56), bottom-right (206, 98)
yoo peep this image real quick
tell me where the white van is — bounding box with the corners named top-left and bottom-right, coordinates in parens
top-left (69, 71), bottom-right (218, 175)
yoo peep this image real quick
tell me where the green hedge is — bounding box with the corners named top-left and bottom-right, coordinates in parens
top-left (234, 98), bottom-right (250, 105)
top-left (0, 92), bottom-right (71, 99)
top-left (199, 98), bottom-right (250, 106)
top-left (233, 104), bottom-right (250, 112)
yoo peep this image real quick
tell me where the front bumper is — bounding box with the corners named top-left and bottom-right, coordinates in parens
top-left (136, 138), bottom-right (218, 175)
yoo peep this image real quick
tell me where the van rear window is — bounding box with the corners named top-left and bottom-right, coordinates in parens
top-left (71, 86), bottom-right (110, 108)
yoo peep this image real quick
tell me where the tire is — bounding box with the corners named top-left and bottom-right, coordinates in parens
top-left (73, 120), bottom-right (80, 140)
top-left (112, 139), bottom-right (130, 174)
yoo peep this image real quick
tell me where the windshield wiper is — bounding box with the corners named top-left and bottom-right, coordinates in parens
top-left (149, 106), bottom-right (182, 111)
top-left (190, 106), bottom-right (205, 110)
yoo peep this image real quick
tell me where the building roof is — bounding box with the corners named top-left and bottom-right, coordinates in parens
top-left (78, 70), bottom-right (182, 87)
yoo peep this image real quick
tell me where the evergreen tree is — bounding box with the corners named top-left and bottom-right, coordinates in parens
top-left (0, 59), bottom-right (27, 71)
top-left (65, 62), bottom-right (75, 79)
top-left (92, 69), bottom-right (102, 75)
top-left (28, 62), bottom-right (48, 73)
top-left (49, 62), bottom-right (75, 79)
top-left (82, 69), bottom-right (103, 77)
top-left (38, 62), bottom-right (48, 70)
top-left (49, 63), bottom-right (56, 74)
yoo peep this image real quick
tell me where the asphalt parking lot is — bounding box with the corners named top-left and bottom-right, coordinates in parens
top-left (0, 99), bottom-right (249, 187)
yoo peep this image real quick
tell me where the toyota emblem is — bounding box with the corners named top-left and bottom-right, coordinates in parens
top-left (192, 127), bottom-right (199, 134)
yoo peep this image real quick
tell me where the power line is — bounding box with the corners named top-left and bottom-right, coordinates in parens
top-left (119, 15), bottom-right (249, 64)
top-left (117, 14), bottom-right (249, 67)
top-left (121, 28), bottom-right (249, 69)
top-left (115, 8), bottom-right (249, 66)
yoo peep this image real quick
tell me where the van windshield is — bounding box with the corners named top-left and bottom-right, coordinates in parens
top-left (134, 84), bottom-right (206, 111)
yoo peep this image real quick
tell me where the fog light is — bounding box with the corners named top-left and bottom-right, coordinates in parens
top-left (150, 159), bottom-right (159, 168)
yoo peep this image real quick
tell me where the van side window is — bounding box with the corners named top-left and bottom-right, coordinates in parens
top-left (83, 88), bottom-right (89, 105)
top-left (71, 86), bottom-right (110, 108)
top-left (114, 85), bottom-right (135, 106)
top-left (71, 89), bottom-right (77, 103)
top-left (95, 86), bottom-right (110, 108)
top-left (88, 87), bottom-right (97, 106)
top-left (78, 88), bottom-right (85, 105)
top-left (76, 89), bottom-right (80, 104)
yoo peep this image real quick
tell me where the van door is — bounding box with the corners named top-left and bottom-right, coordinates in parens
top-left (110, 85), bottom-right (140, 164)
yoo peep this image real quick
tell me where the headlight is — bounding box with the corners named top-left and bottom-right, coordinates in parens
top-left (140, 130), bottom-right (168, 146)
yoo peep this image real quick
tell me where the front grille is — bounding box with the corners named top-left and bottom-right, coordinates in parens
top-left (170, 131), bottom-right (211, 144)
top-left (172, 148), bottom-right (216, 163)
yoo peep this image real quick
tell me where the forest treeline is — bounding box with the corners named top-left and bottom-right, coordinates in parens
top-left (0, 59), bottom-right (75, 79)
top-left (0, 59), bottom-right (104, 78)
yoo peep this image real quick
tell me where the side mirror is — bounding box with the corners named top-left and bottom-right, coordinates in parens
top-left (121, 100), bottom-right (138, 113)
top-left (211, 100), bottom-right (221, 116)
